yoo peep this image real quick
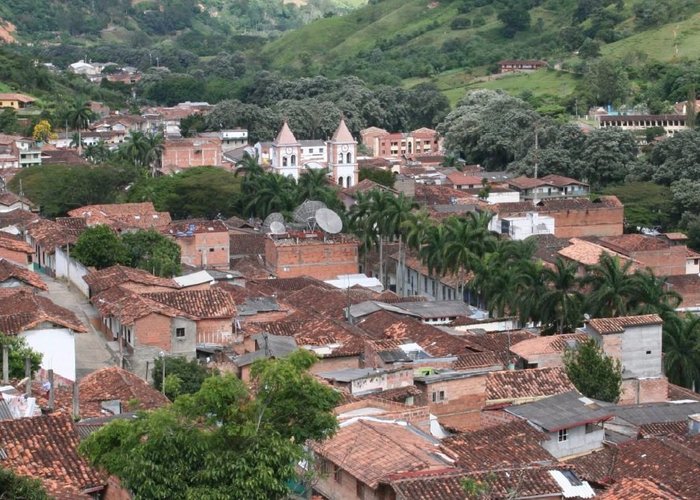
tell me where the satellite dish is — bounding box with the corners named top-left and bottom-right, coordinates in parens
top-left (262, 212), bottom-right (285, 233)
top-left (315, 208), bottom-right (342, 234)
top-left (293, 200), bottom-right (327, 227)
top-left (269, 221), bottom-right (286, 235)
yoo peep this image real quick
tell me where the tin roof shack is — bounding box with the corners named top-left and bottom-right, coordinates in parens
top-left (506, 391), bottom-right (612, 459)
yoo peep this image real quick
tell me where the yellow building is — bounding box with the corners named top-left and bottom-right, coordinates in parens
top-left (0, 93), bottom-right (35, 109)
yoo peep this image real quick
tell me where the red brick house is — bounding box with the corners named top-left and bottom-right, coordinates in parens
top-left (161, 136), bottom-right (222, 173)
top-left (264, 233), bottom-right (359, 280)
top-left (0, 231), bottom-right (33, 266)
top-left (164, 219), bottom-right (230, 269)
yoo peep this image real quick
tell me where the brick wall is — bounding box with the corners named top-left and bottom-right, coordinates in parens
top-left (311, 356), bottom-right (361, 374)
top-left (265, 238), bottom-right (359, 280)
top-left (620, 377), bottom-right (669, 405)
top-left (162, 139), bottom-right (222, 169)
top-left (547, 206), bottom-right (624, 238)
top-left (416, 375), bottom-right (487, 417)
top-left (135, 313), bottom-right (173, 352)
top-left (175, 231), bottom-right (229, 269)
top-left (196, 318), bottom-right (233, 345)
top-left (630, 246), bottom-right (687, 276)
top-left (0, 247), bottom-right (30, 266)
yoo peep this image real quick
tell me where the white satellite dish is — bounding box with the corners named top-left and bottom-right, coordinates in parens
top-left (262, 212), bottom-right (285, 233)
top-left (269, 221), bottom-right (286, 235)
top-left (315, 208), bottom-right (342, 234)
top-left (293, 200), bottom-right (327, 226)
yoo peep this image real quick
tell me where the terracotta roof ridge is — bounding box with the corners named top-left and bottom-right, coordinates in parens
top-left (358, 419), bottom-right (438, 466)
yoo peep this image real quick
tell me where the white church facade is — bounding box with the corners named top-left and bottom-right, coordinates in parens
top-left (255, 119), bottom-right (359, 187)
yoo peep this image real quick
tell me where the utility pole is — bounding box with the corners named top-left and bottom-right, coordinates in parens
top-left (533, 127), bottom-right (539, 179)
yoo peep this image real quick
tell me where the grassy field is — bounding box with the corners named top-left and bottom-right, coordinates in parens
top-left (603, 11), bottom-right (700, 62)
top-left (406, 69), bottom-right (579, 107)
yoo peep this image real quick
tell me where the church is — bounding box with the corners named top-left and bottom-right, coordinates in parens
top-left (256, 118), bottom-right (359, 187)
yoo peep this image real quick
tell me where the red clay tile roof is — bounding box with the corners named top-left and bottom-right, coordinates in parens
top-left (568, 436), bottom-right (700, 498)
top-left (598, 234), bottom-right (671, 253)
top-left (558, 238), bottom-right (638, 267)
top-left (441, 420), bottom-right (554, 472)
top-left (27, 218), bottom-right (84, 250)
top-left (414, 184), bottom-right (475, 206)
top-left (229, 232), bottom-right (266, 256)
top-left (0, 92), bottom-right (35, 103)
top-left (0, 190), bottom-right (34, 208)
top-left (387, 466), bottom-right (566, 500)
top-left (509, 333), bottom-right (588, 359)
top-left (668, 383), bottom-right (700, 401)
top-left (356, 310), bottom-right (473, 357)
top-left (229, 255), bottom-right (271, 279)
top-left (452, 351), bottom-right (504, 370)
top-left (92, 285), bottom-right (191, 325)
top-left (638, 421), bottom-right (689, 438)
top-left (0, 288), bottom-right (87, 334)
top-left (83, 265), bottom-right (179, 295)
top-left (312, 419), bottom-right (452, 488)
top-left (586, 314), bottom-right (663, 335)
top-left (485, 367), bottom-right (575, 403)
top-left (597, 478), bottom-right (679, 500)
top-left (143, 288), bottom-right (236, 319)
top-left (666, 232), bottom-right (689, 241)
top-left (0, 413), bottom-right (105, 495)
top-left (78, 366), bottom-right (170, 417)
top-left (0, 208), bottom-right (40, 229)
top-left (0, 258), bottom-right (47, 290)
top-left (0, 231), bottom-right (32, 253)
top-left (284, 284), bottom-right (376, 320)
top-left (67, 202), bottom-right (171, 231)
top-left (249, 316), bottom-right (365, 357)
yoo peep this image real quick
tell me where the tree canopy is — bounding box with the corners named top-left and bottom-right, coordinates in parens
top-left (80, 351), bottom-right (340, 499)
top-left (564, 338), bottom-right (622, 402)
top-left (0, 333), bottom-right (42, 379)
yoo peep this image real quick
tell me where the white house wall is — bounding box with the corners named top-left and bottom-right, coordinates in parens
top-left (21, 327), bottom-right (76, 382)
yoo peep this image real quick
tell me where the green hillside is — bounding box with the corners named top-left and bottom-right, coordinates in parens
top-left (262, 0), bottom-right (700, 100)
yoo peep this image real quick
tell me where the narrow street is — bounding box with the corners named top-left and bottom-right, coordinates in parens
top-left (39, 275), bottom-right (114, 379)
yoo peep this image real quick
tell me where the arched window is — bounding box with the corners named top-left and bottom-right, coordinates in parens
top-left (346, 176), bottom-right (352, 187)
top-left (291, 155), bottom-right (296, 166)
top-left (338, 176), bottom-right (344, 187)
top-left (346, 152), bottom-right (352, 164)
top-left (338, 153), bottom-right (344, 164)
top-left (282, 156), bottom-right (288, 167)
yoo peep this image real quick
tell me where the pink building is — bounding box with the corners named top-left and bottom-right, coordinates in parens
top-left (360, 127), bottom-right (441, 158)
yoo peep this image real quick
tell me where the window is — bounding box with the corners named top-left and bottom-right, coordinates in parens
top-left (176, 328), bottom-right (186, 338)
top-left (432, 390), bottom-right (445, 403)
top-left (558, 429), bottom-right (568, 442)
top-left (333, 465), bottom-right (342, 484)
top-left (646, 350), bottom-right (652, 355)
top-left (308, 148), bottom-right (313, 153)
top-left (356, 481), bottom-right (366, 499)
top-left (585, 423), bottom-right (600, 434)
top-left (209, 248), bottom-right (214, 252)
top-left (320, 459), bottom-right (332, 475)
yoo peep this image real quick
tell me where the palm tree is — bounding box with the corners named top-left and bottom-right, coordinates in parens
top-left (349, 189), bottom-right (392, 286)
top-left (663, 314), bottom-right (700, 390)
top-left (143, 132), bottom-right (164, 177)
top-left (234, 152), bottom-right (264, 178)
top-left (121, 131), bottom-right (149, 167)
top-left (419, 223), bottom-right (449, 297)
top-left (69, 132), bottom-right (82, 149)
top-left (381, 193), bottom-right (418, 295)
top-left (582, 254), bottom-right (639, 318)
top-left (67, 99), bottom-right (94, 153)
top-left (243, 172), bottom-right (297, 218)
top-left (402, 209), bottom-right (433, 252)
top-left (84, 140), bottom-right (111, 164)
top-left (629, 270), bottom-right (682, 321)
top-left (298, 168), bottom-right (331, 202)
top-left (539, 257), bottom-right (584, 334)
top-left (443, 214), bottom-right (497, 289)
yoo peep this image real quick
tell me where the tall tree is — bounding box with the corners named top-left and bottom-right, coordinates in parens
top-left (564, 338), bottom-right (623, 402)
top-left (71, 225), bottom-right (128, 270)
top-left (662, 315), bottom-right (700, 391)
top-left (582, 254), bottom-right (639, 317)
top-left (539, 258), bottom-right (583, 334)
top-left (0, 332), bottom-right (42, 378)
top-left (80, 351), bottom-right (340, 499)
